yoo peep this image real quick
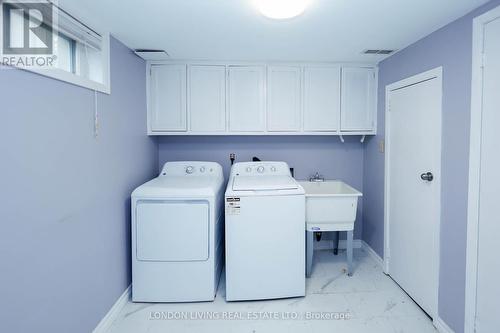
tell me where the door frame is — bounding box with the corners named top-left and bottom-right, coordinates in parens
top-left (465, 5), bottom-right (500, 333)
top-left (383, 67), bottom-right (443, 320)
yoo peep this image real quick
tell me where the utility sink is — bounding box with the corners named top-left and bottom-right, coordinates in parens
top-left (298, 181), bottom-right (362, 231)
top-left (298, 180), bottom-right (362, 277)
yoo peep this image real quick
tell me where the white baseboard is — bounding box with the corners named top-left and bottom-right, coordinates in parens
top-left (93, 285), bottom-right (131, 333)
top-left (314, 239), bottom-right (363, 250)
top-left (361, 242), bottom-right (454, 333)
top-left (361, 240), bottom-right (384, 267)
top-left (434, 316), bottom-right (455, 333)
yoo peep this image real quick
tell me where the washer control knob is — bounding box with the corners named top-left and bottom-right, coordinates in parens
top-left (186, 166), bottom-right (194, 174)
top-left (270, 166), bottom-right (276, 172)
top-left (200, 166), bottom-right (206, 173)
top-left (246, 167), bottom-right (252, 173)
top-left (257, 166), bottom-right (265, 173)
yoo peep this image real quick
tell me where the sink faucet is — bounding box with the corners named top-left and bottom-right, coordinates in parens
top-left (309, 172), bottom-right (324, 182)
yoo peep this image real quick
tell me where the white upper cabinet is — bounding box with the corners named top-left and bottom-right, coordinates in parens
top-left (149, 64), bottom-right (187, 132)
top-left (147, 62), bottom-right (377, 136)
top-left (303, 66), bottom-right (341, 132)
top-left (188, 65), bottom-right (226, 132)
top-left (267, 66), bottom-right (302, 132)
top-left (341, 67), bottom-right (376, 131)
top-left (228, 66), bottom-right (266, 132)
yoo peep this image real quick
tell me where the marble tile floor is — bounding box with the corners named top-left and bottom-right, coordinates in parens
top-left (107, 248), bottom-right (437, 333)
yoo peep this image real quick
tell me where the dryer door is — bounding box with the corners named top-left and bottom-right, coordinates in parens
top-left (135, 200), bottom-right (209, 262)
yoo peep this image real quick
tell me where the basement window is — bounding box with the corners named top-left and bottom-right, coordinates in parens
top-left (1, 1), bottom-right (110, 94)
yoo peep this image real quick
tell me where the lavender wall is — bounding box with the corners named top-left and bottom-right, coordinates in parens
top-left (158, 135), bottom-right (365, 239)
top-left (0, 38), bottom-right (157, 333)
top-left (362, 1), bottom-right (500, 331)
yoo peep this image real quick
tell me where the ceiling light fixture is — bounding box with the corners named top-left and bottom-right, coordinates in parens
top-left (255, 0), bottom-right (309, 20)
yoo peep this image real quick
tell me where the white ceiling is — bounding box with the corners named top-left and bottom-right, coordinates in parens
top-left (59, 0), bottom-right (489, 63)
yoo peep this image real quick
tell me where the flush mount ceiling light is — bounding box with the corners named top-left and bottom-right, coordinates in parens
top-left (255, 0), bottom-right (309, 20)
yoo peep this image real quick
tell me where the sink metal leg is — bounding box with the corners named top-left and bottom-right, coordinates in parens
top-left (306, 231), bottom-right (314, 277)
top-left (347, 230), bottom-right (353, 276)
top-left (333, 231), bottom-right (340, 255)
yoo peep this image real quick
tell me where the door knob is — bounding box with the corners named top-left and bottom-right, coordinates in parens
top-left (420, 172), bottom-right (434, 182)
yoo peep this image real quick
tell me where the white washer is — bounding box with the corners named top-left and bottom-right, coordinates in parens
top-left (225, 162), bottom-right (305, 301)
top-left (131, 162), bottom-right (224, 302)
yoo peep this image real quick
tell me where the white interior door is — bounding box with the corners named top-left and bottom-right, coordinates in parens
top-left (386, 69), bottom-right (442, 318)
top-left (472, 15), bottom-right (500, 333)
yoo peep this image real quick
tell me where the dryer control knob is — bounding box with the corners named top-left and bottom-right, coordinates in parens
top-left (186, 166), bottom-right (194, 174)
top-left (200, 167), bottom-right (206, 173)
top-left (257, 166), bottom-right (265, 173)
top-left (270, 166), bottom-right (276, 172)
top-left (246, 167), bottom-right (252, 173)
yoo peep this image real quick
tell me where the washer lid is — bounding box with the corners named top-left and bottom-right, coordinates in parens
top-left (132, 176), bottom-right (223, 198)
top-left (232, 175), bottom-right (299, 191)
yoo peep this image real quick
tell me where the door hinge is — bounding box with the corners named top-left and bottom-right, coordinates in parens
top-left (481, 53), bottom-right (486, 68)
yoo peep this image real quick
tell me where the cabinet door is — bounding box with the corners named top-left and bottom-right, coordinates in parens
top-left (341, 67), bottom-right (376, 131)
top-left (303, 67), bottom-right (341, 131)
top-left (228, 66), bottom-right (265, 132)
top-left (149, 64), bottom-right (187, 132)
top-left (267, 66), bottom-right (301, 132)
top-left (189, 65), bottom-right (226, 132)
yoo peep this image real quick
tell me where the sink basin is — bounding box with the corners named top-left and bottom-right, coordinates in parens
top-left (298, 181), bottom-right (362, 231)
top-left (299, 181), bottom-right (362, 197)
top-left (299, 181), bottom-right (362, 277)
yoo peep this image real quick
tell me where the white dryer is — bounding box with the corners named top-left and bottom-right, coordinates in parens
top-left (131, 162), bottom-right (224, 302)
top-left (225, 162), bottom-right (305, 301)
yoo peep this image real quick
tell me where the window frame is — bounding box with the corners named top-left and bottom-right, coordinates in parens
top-left (25, 32), bottom-right (111, 94)
top-left (1, 1), bottom-right (111, 94)
top-left (56, 32), bottom-right (77, 74)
